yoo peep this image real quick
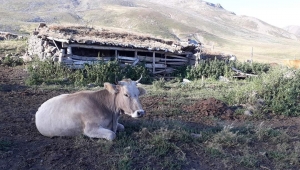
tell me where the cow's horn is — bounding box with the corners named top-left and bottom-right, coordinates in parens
top-left (135, 75), bottom-right (143, 84)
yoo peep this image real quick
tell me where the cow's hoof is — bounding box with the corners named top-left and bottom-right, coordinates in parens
top-left (106, 132), bottom-right (116, 141)
top-left (117, 123), bottom-right (125, 131)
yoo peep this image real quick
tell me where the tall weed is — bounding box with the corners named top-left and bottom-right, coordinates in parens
top-left (186, 60), bottom-right (270, 80)
top-left (26, 60), bottom-right (152, 86)
top-left (224, 67), bottom-right (300, 116)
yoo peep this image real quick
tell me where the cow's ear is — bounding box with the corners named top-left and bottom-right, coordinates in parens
top-left (104, 83), bottom-right (118, 94)
top-left (138, 87), bottom-right (146, 96)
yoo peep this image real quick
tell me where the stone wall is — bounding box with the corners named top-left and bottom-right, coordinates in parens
top-left (27, 35), bottom-right (60, 61)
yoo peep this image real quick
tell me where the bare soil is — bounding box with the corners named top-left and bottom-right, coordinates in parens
top-left (182, 97), bottom-right (234, 120)
top-left (1, 66), bottom-right (300, 169)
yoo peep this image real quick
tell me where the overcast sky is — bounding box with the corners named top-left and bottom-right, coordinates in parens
top-left (206, 0), bottom-right (300, 28)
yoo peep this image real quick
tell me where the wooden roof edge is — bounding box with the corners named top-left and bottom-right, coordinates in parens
top-left (47, 36), bottom-right (69, 43)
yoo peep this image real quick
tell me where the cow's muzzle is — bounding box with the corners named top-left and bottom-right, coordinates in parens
top-left (132, 110), bottom-right (145, 118)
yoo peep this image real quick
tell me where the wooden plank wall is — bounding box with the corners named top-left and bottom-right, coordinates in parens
top-left (61, 46), bottom-right (196, 75)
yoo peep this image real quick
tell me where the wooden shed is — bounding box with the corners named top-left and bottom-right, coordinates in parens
top-left (27, 24), bottom-right (201, 75)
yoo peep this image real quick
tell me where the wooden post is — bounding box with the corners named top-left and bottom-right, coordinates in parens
top-left (59, 49), bottom-right (65, 62)
top-left (62, 42), bottom-right (68, 48)
top-left (186, 54), bottom-right (190, 66)
top-left (153, 52), bottom-right (156, 74)
top-left (164, 54), bottom-right (167, 76)
top-left (134, 51), bottom-right (138, 58)
top-left (115, 50), bottom-right (118, 61)
top-left (52, 40), bottom-right (60, 52)
top-left (67, 47), bottom-right (72, 55)
top-left (195, 53), bottom-right (199, 67)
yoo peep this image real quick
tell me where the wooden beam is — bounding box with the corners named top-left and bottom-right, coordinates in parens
top-left (159, 58), bottom-right (188, 62)
top-left (118, 56), bottom-right (137, 61)
top-left (68, 44), bottom-right (167, 53)
top-left (47, 36), bottom-right (69, 43)
top-left (165, 52), bottom-right (193, 58)
top-left (62, 42), bottom-right (68, 48)
top-left (154, 68), bottom-right (174, 74)
top-left (132, 58), bottom-right (140, 66)
top-left (165, 61), bottom-right (187, 65)
top-left (153, 52), bottom-right (155, 73)
top-left (71, 55), bottom-right (112, 61)
top-left (137, 55), bottom-right (160, 62)
top-left (51, 39), bottom-right (60, 52)
top-left (146, 63), bottom-right (166, 68)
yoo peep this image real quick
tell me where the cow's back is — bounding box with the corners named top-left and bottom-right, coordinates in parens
top-left (35, 94), bottom-right (83, 137)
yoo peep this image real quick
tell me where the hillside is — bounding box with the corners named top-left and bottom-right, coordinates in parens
top-left (0, 0), bottom-right (300, 63)
top-left (284, 25), bottom-right (300, 37)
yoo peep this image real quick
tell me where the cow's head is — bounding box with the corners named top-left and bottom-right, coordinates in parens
top-left (104, 77), bottom-right (146, 118)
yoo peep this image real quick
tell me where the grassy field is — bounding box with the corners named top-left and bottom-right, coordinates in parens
top-left (7, 55), bottom-right (296, 169)
top-left (1, 55), bottom-right (300, 169)
top-left (0, 39), bottom-right (27, 56)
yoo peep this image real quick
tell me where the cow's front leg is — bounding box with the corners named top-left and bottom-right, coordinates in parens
top-left (117, 123), bottom-right (124, 131)
top-left (83, 123), bottom-right (116, 141)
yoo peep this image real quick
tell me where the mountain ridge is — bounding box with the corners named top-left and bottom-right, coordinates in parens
top-left (284, 25), bottom-right (300, 37)
top-left (0, 0), bottom-right (299, 62)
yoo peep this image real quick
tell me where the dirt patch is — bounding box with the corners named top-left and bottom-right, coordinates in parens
top-left (182, 97), bottom-right (234, 120)
top-left (1, 66), bottom-right (300, 169)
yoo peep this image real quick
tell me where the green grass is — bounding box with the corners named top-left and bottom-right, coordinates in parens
top-left (19, 57), bottom-right (300, 169)
top-left (0, 39), bottom-right (27, 55)
top-left (68, 119), bottom-right (300, 169)
top-left (0, 140), bottom-right (12, 151)
top-left (25, 59), bottom-right (300, 117)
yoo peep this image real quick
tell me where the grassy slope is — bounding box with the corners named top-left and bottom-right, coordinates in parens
top-left (0, 0), bottom-right (299, 63)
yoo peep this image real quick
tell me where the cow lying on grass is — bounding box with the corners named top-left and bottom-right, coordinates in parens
top-left (35, 78), bottom-right (146, 141)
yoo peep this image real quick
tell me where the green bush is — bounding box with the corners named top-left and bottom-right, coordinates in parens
top-left (259, 68), bottom-right (300, 116)
top-left (224, 67), bottom-right (300, 116)
top-left (153, 78), bottom-right (166, 90)
top-left (233, 61), bottom-right (270, 75)
top-left (185, 60), bottom-right (270, 81)
top-left (186, 60), bottom-right (233, 80)
top-left (26, 60), bottom-right (152, 86)
top-left (122, 64), bottom-right (153, 84)
top-left (73, 61), bottom-right (122, 86)
top-left (1, 55), bottom-right (24, 67)
top-left (26, 60), bottom-right (72, 85)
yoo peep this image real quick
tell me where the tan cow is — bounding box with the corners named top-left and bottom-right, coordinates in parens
top-left (35, 78), bottom-right (146, 140)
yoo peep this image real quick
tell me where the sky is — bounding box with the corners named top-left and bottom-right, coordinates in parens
top-left (206, 0), bottom-right (300, 28)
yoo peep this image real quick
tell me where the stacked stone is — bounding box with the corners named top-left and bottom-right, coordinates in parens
top-left (27, 35), bottom-right (59, 61)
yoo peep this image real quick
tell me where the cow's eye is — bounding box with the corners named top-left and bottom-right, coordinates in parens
top-left (124, 94), bottom-right (129, 97)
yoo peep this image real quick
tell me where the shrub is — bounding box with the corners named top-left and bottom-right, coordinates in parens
top-left (122, 64), bottom-right (153, 84)
top-left (26, 60), bottom-right (152, 86)
top-left (186, 60), bottom-right (228, 80)
top-left (26, 60), bottom-right (72, 85)
top-left (186, 60), bottom-right (271, 81)
top-left (1, 55), bottom-right (24, 67)
top-left (259, 68), bottom-right (300, 116)
top-left (72, 61), bottom-right (122, 86)
top-left (153, 78), bottom-right (166, 90)
top-left (233, 61), bottom-right (271, 75)
top-left (224, 67), bottom-right (300, 116)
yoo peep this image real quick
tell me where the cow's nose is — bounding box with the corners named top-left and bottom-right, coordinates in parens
top-left (137, 110), bottom-right (145, 117)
